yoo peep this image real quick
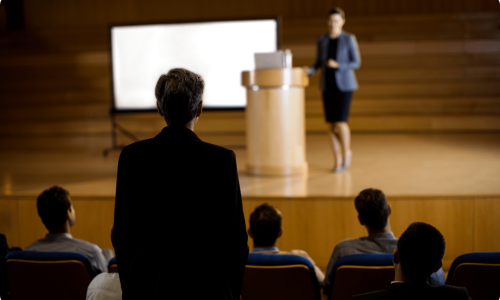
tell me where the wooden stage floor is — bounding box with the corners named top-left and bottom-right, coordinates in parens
top-left (1, 132), bottom-right (499, 198)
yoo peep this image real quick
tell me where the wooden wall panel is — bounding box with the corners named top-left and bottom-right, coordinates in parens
top-left (22, 0), bottom-right (500, 29)
top-left (0, 199), bottom-right (20, 247)
top-left (17, 199), bottom-right (46, 248)
top-left (1, 195), bottom-right (498, 270)
top-left (389, 198), bottom-right (475, 269)
top-left (474, 197), bottom-right (500, 252)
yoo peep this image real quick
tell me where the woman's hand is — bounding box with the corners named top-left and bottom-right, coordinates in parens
top-left (302, 66), bottom-right (311, 75)
top-left (327, 59), bottom-right (339, 69)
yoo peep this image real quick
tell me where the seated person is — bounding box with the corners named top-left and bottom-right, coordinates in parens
top-left (323, 188), bottom-right (444, 295)
top-left (1, 234), bottom-right (10, 300)
top-left (87, 228), bottom-right (122, 300)
top-left (249, 203), bottom-right (325, 284)
top-left (352, 222), bottom-right (471, 300)
top-left (87, 273), bottom-right (121, 300)
top-left (25, 186), bottom-right (111, 274)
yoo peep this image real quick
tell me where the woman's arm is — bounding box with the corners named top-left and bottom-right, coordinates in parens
top-left (308, 37), bottom-right (324, 75)
top-left (337, 34), bottom-right (361, 70)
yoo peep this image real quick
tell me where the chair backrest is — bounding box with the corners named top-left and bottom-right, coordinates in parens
top-left (329, 253), bottom-right (394, 300)
top-left (241, 253), bottom-right (320, 300)
top-left (6, 251), bottom-right (96, 300)
top-left (108, 256), bottom-right (118, 273)
top-left (446, 252), bottom-right (500, 300)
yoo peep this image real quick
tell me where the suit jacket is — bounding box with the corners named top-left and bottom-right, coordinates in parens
top-left (113, 125), bottom-right (249, 300)
top-left (351, 281), bottom-right (471, 300)
top-left (310, 31), bottom-right (361, 92)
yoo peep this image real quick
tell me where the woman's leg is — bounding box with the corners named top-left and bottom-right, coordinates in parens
top-left (328, 122), bottom-right (343, 170)
top-left (334, 122), bottom-right (352, 169)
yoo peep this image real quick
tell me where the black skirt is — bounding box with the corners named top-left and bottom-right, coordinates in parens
top-left (322, 77), bottom-right (353, 123)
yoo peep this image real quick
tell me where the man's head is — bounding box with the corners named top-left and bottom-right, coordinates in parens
top-left (355, 188), bottom-right (390, 230)
top-left (249, 203), bottom-right (282, 247)
top-left (395, 222), bottom-right (445, 282)
top-left (155, 68), bottom-right (204, 126)
top-left (37, 186), bottom-right (75, 233)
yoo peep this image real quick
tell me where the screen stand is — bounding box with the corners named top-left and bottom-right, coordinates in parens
top-left (103, 113), bottom-right (139, 157)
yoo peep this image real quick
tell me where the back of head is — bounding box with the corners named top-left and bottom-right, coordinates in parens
top-left (249, 203), bottom-right (282, 246)
top-left (155, 68), bottom-right (205, 126)
top-left (398, 222), bottom-right (445, 281)
top-left (37, 186), bottom-right (71, 233)
top-left (354, 188), bottom-right (389, 230)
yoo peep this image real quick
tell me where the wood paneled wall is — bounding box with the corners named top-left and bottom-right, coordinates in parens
top-left (22, 0), bottom-right (500, 29)
top-left (1, 195), bottom-right (499, 271)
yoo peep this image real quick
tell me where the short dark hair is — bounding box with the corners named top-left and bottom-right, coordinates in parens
top-left (155, 68), bottom-right (204, 126)
top-left (398, 222), bottom-right (445, 281)
top-left (329, 7), bottom-right (345, 19)
top-left (249, 203), bottom-right (282, 246)
top-left (354, 188), bottom-right (389, 230)
top-left (37, 186), bottom-right (72, 233)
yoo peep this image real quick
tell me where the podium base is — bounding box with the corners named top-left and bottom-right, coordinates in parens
top-left (246, 164), bottom-right (308, 176)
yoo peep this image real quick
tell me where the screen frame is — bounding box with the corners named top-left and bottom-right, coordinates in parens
top-left (108, 16), bottom-right (282, 114)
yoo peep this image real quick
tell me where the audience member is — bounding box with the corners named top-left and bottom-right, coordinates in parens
top-left (25, 186), bottom-right (111, 274)
top-left (1, 234), bottom-right (10, 300)
top-left (249, 203), bottom-right (325, 284)
top-left (113, 68), bottom-right (248, 299)
top-left (86, 272), bottom-right (122, 300)
top-left (352, 222), bottom-right (471, 300)
top-left (323, 188), bottom-right (444, 295)
top-left (87, 228), bottom-right (122, 300)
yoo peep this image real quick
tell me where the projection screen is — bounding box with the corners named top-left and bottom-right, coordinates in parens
top-left (110, 18), bottom-right (278, 111)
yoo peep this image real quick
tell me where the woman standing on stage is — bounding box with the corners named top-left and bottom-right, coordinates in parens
top-left (304, 8), bottom-right (361, 172)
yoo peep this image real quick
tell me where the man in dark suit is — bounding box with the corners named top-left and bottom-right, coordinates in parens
top-left (352, 222), bottom-right (470, 300)
top-left (113, 68), bottom-right (249, 299)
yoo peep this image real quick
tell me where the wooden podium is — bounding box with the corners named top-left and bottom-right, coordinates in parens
top-left (242, 68), bottom-right (309, 176)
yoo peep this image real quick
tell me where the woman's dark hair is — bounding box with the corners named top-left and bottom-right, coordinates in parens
top-left (329, 7), bottom-right (345, 19)
top-left (398, 222), bottom-right (446, 281)
top-left (155, 68), bottom-right (205, 126)
top-left (37, 186), bottom-right (72, 233)
top-left (354, 188), bottom-right (389, 230)
top-left (249, 203), bottom-right (282, 246)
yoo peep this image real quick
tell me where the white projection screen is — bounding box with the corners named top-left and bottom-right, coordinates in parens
top-left (110, 18), bottom-right (279, 111)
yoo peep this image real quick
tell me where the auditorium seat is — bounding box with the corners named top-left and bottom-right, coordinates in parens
top-left (329, 253), bottom-right (394, 300)
top-left (446, 252), bottom-right (500, 300)
top-left (6, 251), bottom-right (96, 300)
top-left (108, 256), bottom-right (118, 273)
top-left (241, 253), bottom-right (320, 300)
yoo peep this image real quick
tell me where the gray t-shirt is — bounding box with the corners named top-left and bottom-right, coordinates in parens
top-left (25, 233), bottom-right (108, 274)
top-left (323, 232), bottom-right (445, 295)
top-left (323, 232), bottom-right (398, 294)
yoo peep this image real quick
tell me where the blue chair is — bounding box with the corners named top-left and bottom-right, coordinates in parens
top-left (328, 253), bottom-right (394, 300)
top-left (108, 256), bottom-right (118, 273)
top-left (241, 253), bottom-right (320, 300)
top-left (6, 251), bottom-right (97, 300)
top-left (446, 252), bottom-right (500, 300)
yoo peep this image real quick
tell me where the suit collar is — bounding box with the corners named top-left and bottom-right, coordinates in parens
top-left (388, 281), bottom-right (432, 292)
top-left (155, 125), bottom-right (202, 142)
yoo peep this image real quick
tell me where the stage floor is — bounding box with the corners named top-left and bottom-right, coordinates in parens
top-left (1, 133), bottom-right (499, 198)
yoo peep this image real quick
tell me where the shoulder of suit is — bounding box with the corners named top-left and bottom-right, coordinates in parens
top-left (317, 34), bottom-right (329, 41)
top-left (342, 31), bottom-right (355, 37)
top-left (197, 140), bottom-right (234, 154)
top-left (431, 285), bottom-right (470, 297)
top-left (351, 290), bottom-right (387, 299)
top-left (120, 137), bottom-right (155, 154)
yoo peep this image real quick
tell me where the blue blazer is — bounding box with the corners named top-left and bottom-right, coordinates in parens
top-left (310, 31), bottom-right (361, 92)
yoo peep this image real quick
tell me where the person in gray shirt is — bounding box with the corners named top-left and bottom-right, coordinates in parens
top-left (25, 186), bottom-right (111, 274)
top-left (323, 188), bottom-right (445, 296)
